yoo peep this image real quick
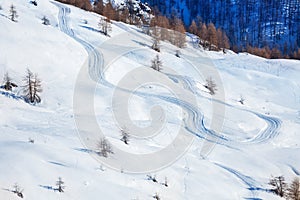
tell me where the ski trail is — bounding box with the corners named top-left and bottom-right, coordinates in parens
top-left (289, 165), bottom-right (300, 176)
top-left (214, 163), bottom-right (266, 200)
top-left (53, 2), bottom-right (232, 152)
top-left (53, 1), bottom-right (102, 82)
top-left (166, 73), bottom-right (282, 144)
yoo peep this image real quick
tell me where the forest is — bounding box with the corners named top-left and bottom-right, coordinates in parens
top-left (143, 0), bottom-right (300, 58)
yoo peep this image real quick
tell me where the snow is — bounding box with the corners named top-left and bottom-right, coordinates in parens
top-left (0, 0), bottom-right (300, 199)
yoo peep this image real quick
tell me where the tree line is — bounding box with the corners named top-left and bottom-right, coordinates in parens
top-left (143, 0), bottom-right (300, 59)
top-left (55, 0), bottom-right (300, 59)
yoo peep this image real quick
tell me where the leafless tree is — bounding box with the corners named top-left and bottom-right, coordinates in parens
top-left (28, 137), bottom-right (34, 144)
top-left (151, 55), bottom-right (162, 72)
top-left (22, 69), bottom-right (42, 104)
top-left (12, 183), bottom-right (23, 198)
top-left (56, 177), bottom-right (65, 193)
top-left (147, 174), bottom-right (158, 183)
top-left (163, 177), bottom-right (168, 187)
top-left (269, 175), bottom-right (287, 197)
top-left (97, 138), bottom-right (114, 158)
top-left (9, 4), bottom-right (18, 22)
top-left (151, 26), bottom-right (161, 52)
top-left (175, 50), bottom-right (181, 58)
top-left (42, 16), bottom-right (50, 25)
top-left (2, 72), bottom-right (17, 91)
top-left (207, 23), bottom-right (217, 51)
top-left (238, 95), bottom-right (245, 105)
top-left (98, 17), bottom-right (112, 36)
top-left (120, 128), bottom-right (130, 145)
top-left (153, 192), bottom-right (161, 200)
top-left (286, 177), bottom-right (300, 200)
top-left (204, 77), bottom-right (217, 95)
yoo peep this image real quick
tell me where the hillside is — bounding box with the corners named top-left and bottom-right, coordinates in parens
top-left (0, 0), bottom-right (300, 199)
top-left (142, 0), bottom-right (300, 54)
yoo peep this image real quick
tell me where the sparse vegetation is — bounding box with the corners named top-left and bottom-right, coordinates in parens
top-left (12, 183), bottom-right (24, 198)
top-left (238, 95), bottom-right (245, 105)
top-left (153, 192), bottom-right (161, 200)
top-left (29, 1), bottom-right (37, 6)
top-left (2, 72), bottom-right (18, 91)
top-left (147, 174), bottom-right (158, 183)
top-left (151, 26), bottom-right (161, 52)
top-left (98, 17), bottom-right (112, 36)
top-left (175, 50), bottom-right (180, 58)
top-left (204, 77), bottom-right (217, 95)
top-left (9, 4), bottom-right (18, 22)
top-left (56, 177), bottom-right (65, 193)
top-left (97, 138), bottom-right (114, 158)
top-left (42, 16), bottom-right (50, 25)
top-left (120, 128), bottom-right (130, 145)
top-left (268, 175), bottom-right (300, 200)
top-left (269, 175), bottom-right (287, 197)
top-left (151, 55), bottom-right (162, 72)
top-left (22, 69), bottom-right (42, 104)
top-left (163, 177), bottom-right (168, 187)
top-left (286, 177), bottom-right (300, 200)
top-left (28, 137), bottom-right (34, 144)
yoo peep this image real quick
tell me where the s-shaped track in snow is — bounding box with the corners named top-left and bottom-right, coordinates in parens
top-left (53, 2), bottom-right (281, 153)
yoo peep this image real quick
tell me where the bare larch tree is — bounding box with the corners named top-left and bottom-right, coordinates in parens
top-left (97, 138), bottom-right (113, 158)
top-left (22, 69), bottom-right (42, 104)
top-left (151, 55), bottom-right (162, 72)
top-left (9, 4), bottom-right (18, 22)
top-left (2, 72), bottom-right (18, 91)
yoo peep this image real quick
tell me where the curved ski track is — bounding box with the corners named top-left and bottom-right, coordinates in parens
top-left (54, 2), bottom-right (281, 149)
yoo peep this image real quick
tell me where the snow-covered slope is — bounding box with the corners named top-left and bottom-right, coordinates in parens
top-left (0, 0), bottom-right (300, 199)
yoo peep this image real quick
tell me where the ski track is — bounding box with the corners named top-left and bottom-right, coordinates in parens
top-left (214, 163), bottom-right (267, 200)
top-left (53, 2), bottom-right (231, 148)
top-left (289, 165), bottom-right (300, 176)
top-left (53, 2), bottom-right (102, 82)
top-left (54, 2), bottom-right (281, 153)
top-left (166, 73), bottom-right (282, 144)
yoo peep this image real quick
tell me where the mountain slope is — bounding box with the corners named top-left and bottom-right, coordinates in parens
top-left (0, 0), bottom-right (300, 199)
